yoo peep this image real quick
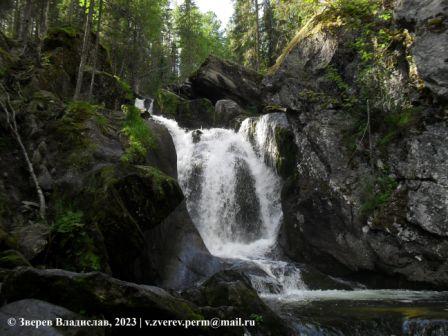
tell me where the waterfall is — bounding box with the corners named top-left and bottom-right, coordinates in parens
top-left (239, 113), bottom-right (289, 171)
top-left (136, 98), bottom-right (305, 294)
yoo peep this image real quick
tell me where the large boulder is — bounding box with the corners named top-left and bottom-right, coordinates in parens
top-left (394, 0), bottom-right (448, 100)
top-left (1, 268), bottom-right (205, 335)
top-left (214, 100), bottom-right (247, 129)
top-left (40, 27), bottom-right (132, 107)
top-left (189, 55), bottom-right (263, 110)
top-left (183, 270), bottom-right (294, 336)
top-left (144, 201), bottom-right (224, 290)
top-left (153, 89), bottom-right (215, 129)
top-left (239, 112), bottom-right (297, 179)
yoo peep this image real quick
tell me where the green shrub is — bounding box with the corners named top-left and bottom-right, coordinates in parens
top-left (121, 105), bottom-right (156, 163)
top-left (53, 210), bottom-right (84, 234)
top-left (378, 107), bottom-right (421, 147)
top-left (361, 174), bottom-right (398, 215)
top-left (113, 75), bottom-right (134, 101)
top-left (331, 0), bottom-right (381, 19)
top-left (51, 204), bottom-right (101, 272)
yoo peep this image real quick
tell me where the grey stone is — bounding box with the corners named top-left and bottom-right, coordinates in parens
top-left (189, 55), bottom-right (263, 109)
top-left (395, 0), bottom-right (448, 99)
top-left (214, 99), bottom-right (244, 128)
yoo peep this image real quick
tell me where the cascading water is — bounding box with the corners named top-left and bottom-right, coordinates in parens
top-left (137, 99), bottom-right (448, 335)
top-left (137, 99), bottom-right (305, 295)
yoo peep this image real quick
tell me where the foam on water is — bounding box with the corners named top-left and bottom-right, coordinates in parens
top-left (138, 98), bottom-right (305, 295)
top-left (136, 99), bottom-right (448, 303)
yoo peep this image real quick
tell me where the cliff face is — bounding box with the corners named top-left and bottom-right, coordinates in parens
top-left (263, 0), bottom-right (448, 288)
top-left (0, 28), bottom-right (219, 289)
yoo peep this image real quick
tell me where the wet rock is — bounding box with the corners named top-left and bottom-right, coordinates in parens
top-left (1, 268), bottom-right (204, 334)
top-left (279, 106), bottom-right (448, 288)
top-left (233, 159), bottom-right (263, 242)
top-left (144, 201), bottom-right (224, 290)
top-left (192, 129), bottom-right (202, 143)
top-left (0, 299), bottom-right (104, 336)
top-left (78, 164), bottom-right (185, 282)
top-left (403, 318), bottom-right (448, 336)
top-left (214, 100), bottom-right (245, 128)
top-left (240, 112), bottom-right (296, 179)
top-left (183, 270), bottom-right (294, 336)
top-left (189, 55), bottom-right (263, 110)
top-left (153, 89), bottom-right (215, 129)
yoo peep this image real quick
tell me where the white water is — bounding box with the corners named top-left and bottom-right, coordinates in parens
top-left (240, 113), bottom-right (289, 170)
top-left (136, 99), bottom-right (305, 294)
top-left (264, 289), bottom-right (448, 303)
top-left (136, 99), bottom-right (448, 305)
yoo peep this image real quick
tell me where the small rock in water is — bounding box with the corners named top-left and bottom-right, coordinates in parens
top-left (192, 129), bottom-right (203, 143)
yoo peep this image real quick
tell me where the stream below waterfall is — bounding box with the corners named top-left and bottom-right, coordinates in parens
top-left (137, 99), bottom-right (448, 335)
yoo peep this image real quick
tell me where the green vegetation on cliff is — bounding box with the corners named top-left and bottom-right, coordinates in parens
top-left (121, 105), bottom-right (156, 164)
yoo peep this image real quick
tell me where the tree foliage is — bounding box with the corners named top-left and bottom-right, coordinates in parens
top-left (0, 0), bottom-right (392, 92)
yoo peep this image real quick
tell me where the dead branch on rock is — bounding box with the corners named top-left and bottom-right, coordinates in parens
top-left (0, 84), bottom-right (46, 220)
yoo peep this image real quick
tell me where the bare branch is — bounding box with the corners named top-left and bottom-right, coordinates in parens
top-left (0, 84), bottom-right (46, 220)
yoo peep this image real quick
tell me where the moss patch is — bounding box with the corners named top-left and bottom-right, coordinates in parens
top-left (52, 100), bottom-right (110, 169)
top-left (80, 164), bottom-right (184, 280)
top-left (113, 75), bottom-right (134, 101)
top-left (155, 89), bottom-right (181, 118)
top-left (360, 173), bottom-right (398, 216)
top-left (121, 105), bottom-right (156, 164)
top-left (49, 201), bottom-right (103, 272)
top-left (0, 250), bottom-right (31, 268)
top-left (274, 127), bottom-right (297, 179)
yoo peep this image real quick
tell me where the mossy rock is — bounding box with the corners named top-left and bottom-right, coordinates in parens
top-left (81, 164), bottom-right (184, 281)
top-left (0, 250), bottom-right (31, 269)
top-left (42, 26), bottom-right (120, 104)
top-left (154, 89), bottom-right (215, 128)
top-left (34, 64), bottom-right (73, 99)
top-left (0, 225), bottom-right (16, 251)
top-left (193, 270), bottom-right (293, 335)
top-left (121, 104), bottom-right (156, 164)
top-left (43, 28), bottom-right (83, 82)
top-left (46, 202), bottom-right (108, 274)
top-left (86, 71), bottom-right (135, 108)
top-left (154, 89), bottom-right (182, 118)
top-left (27, 90), bottom-right (65, 120)
top-left (274, 127), bottom-right (298, 179)
top-left (2, 268), bottom-right (204, 325)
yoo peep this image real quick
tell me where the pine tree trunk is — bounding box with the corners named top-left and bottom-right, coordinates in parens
top-left (130, 26), bottom-right (139, 93)
top-left (39, 0), bottom-right (49, 38)
top-left (254, 0), bottom-right (260, 71)
top-left (35, 0), bottom-right (49, 62)
top-left (73, 0), bottom-right (95, 101)
top-left (18, 0), bottom-right (33, 42)
top-left (11, 0), bottom-right (21, 37)
top-left (88, 0), bottom-right (103, 101)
